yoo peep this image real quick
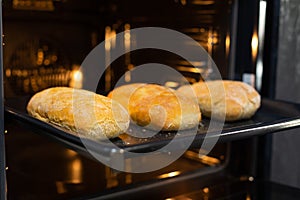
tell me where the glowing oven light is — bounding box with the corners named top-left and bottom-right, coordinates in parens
top-left (226, 34), bottom-right (230, 56)
top-left (251, 33), bottom-right (259, 61)
top-left (73, 70), bottom-right (82, 82)
top-left (69, 68), bottom-right (83, 89)
top-left (158, 171), bottom-right (181, 179)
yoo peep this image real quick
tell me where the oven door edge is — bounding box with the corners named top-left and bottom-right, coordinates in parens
top-left (0, 1), bottom-right (7, 199)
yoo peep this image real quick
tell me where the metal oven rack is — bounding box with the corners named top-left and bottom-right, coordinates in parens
top-left (4, 97), bottom-right (300, 172)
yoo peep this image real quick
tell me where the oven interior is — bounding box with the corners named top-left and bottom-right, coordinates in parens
top-left (3, 0), bottom-right (300, 199)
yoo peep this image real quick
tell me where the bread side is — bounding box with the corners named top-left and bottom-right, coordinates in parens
top-left (27, 87), bottom-right (130, 139)
top-left (177, 80), bottom-right (261, 121)
top-left (109, 84), bottom-right (201, 131)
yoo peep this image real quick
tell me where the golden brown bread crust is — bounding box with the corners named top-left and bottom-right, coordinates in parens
top-left (107, 83), bottom-right (146, 110)
top-left (27, 87), bottom-right (130, 140)
top-left (108, 84), bottom-right (201, 131)
top-left (177, 80), bottom-right (261, 121)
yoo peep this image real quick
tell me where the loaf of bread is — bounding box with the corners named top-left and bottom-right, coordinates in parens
top-left (27, 87), bottom-right (130, 140)
top-left (108, 84), bottom-right (201, 131)
top-left (107, 83), bottom-right (146, 110)
top-left (177, 80), bottom-right (261, 121)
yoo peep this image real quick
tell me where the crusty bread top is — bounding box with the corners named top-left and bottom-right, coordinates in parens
top-left (107, 83), bottom-right (146, 110)
top-left (177, 80), bottom-right (261, 121)
top-left (109, 84), bottom-right (201, 131)
top-left (27, 87), bottom-right (130, 140)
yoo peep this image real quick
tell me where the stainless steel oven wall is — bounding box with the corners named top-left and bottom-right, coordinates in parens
top-left (2, 0), bottom-right (104, 97)
top-left (271, 0), bottom-right (300, 188)
top-left (95, 0), bottom-right (234, 94)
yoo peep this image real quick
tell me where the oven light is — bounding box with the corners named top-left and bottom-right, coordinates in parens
top-left (70, 69), bottom-right (83, 89)
top-left (203, 187), bottom-right (209, 194)
top-left (251, 33), bottom-right (259, 62)
top-left (70, 158), bottom-right (82, 184)
top-left (158, 171), bottom-right (181, 179)
top-left (251, 34), bottom-right (259, 50)
top-left (226, 34), bottom-right (230, 57)
top-left (73, 70), bottom-right (82, 81)
top-left (5, 69), bottom-right (11, 77)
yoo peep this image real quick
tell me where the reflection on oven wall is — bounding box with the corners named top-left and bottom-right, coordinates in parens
top-left (3, 0), bottom-right (234, 97)
top-left (97, 0), bottom-right (233, 93)
top-left (271, 0), bottom-right (300, 189)
top-left (4, 33), bottom-right (72, 96)
top-left (3, 0), bottom-right (103, 97)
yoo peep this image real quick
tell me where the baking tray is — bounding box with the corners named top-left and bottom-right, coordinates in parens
top-left (4, 97), bottom-right (300, 157)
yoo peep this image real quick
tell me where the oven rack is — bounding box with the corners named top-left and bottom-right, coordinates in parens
top-left (5, 98), bottom-right (300, 162)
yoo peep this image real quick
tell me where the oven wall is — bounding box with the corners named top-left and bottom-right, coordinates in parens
top-left (271, 0), bottom-right (300, 188)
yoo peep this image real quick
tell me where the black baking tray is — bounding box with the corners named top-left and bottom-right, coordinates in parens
top-left (4, 97), bottom-right (300, 157)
